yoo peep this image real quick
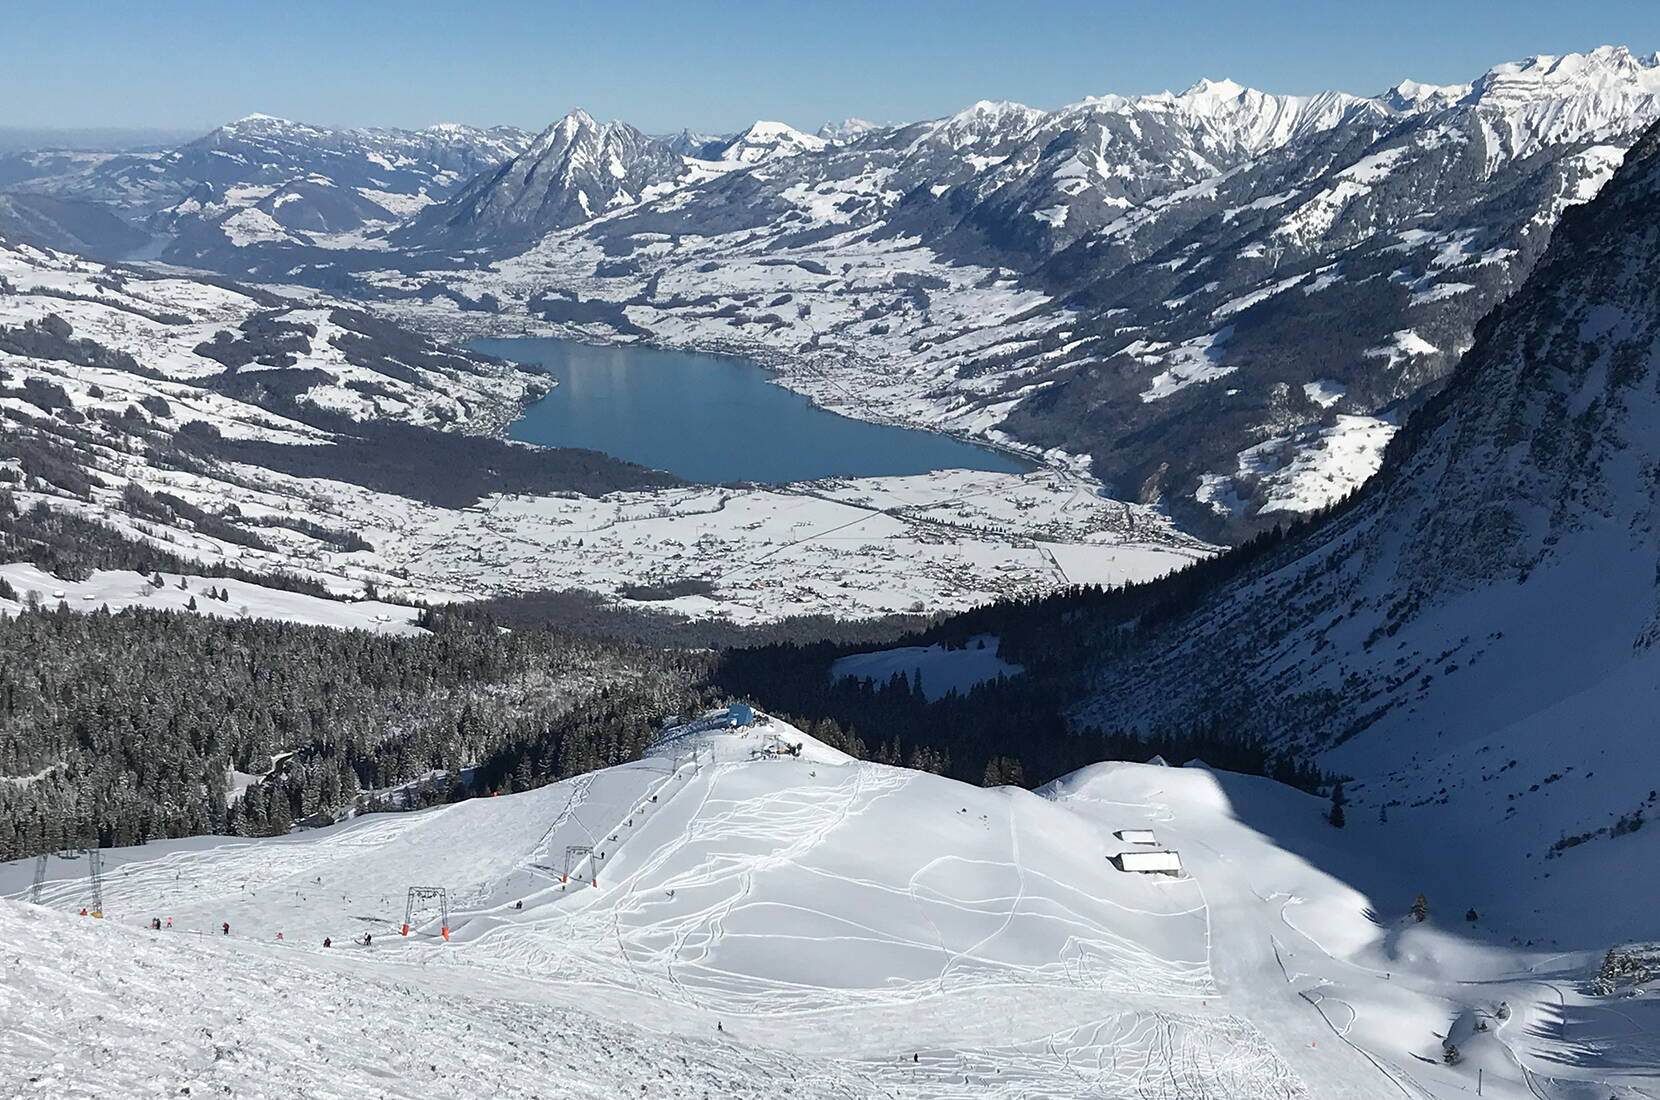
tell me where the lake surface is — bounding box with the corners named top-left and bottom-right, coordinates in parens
top-left (476, 337), bottom-right (1032, 484)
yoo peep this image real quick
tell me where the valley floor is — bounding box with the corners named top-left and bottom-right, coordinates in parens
top-left (3, 718), bottom-right (1652, 1098)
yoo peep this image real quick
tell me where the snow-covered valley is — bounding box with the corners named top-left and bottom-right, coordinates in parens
top-left (0, 236), bottom-right (1209, 626)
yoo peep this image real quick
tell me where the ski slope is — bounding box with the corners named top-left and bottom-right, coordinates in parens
top-left (3, 715), bottom-right (1655, 1097)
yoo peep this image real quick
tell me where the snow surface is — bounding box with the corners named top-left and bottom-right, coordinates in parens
top-left (6, 715), bottom-right (1652, 1097)
top-left (0, 564), bottom-right (424, 634)
top-left (830, 633), bottom-right (1023, 700)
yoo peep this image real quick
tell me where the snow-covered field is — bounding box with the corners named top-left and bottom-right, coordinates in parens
top-left (0, 563), bottom-right (424, 633)
top-left (7, 453), bottom-right (1209, 625)
top-left (831, 633), bottom-right (1023, 699)
top-left (4, 715), bottom-right (1653, 1097)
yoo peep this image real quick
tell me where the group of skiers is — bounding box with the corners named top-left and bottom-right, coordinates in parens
top-left (126, 916), bottom-right (371, 948)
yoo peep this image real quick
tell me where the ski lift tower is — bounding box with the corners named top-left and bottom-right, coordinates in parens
top-left (402, 886), bottom-right (450, 940)
top-left (45, 846), bottom-right (105, 914)
top-left (564, 845), bottom-right (596, 887)
top-left (87, 847), bottom-right (105, 914)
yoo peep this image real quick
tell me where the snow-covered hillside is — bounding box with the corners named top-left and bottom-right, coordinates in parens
top-left (831, 633), bottom-right (1023, 700)
top-left (4, 714), bottom-right (1653, 1097)
top-left (0, 563), bottom-right (424, 633)
top-left (1072, 118), bottom-right (1660, 937)
top-left (0, 237), bottom-right (1208, 622)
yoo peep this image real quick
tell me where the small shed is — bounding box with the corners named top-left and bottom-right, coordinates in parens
top-left (725, 704), bottom-right (756, 728)
top-left (1114, 850), bottom-right (1183, 875)
top-left (1115, 829), bottom-right (1158, 845)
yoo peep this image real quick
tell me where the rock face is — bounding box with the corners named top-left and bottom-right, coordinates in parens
top-left (1076, 118), bottom-right (1660, 822)
top-left (391, 111), bottom-right (687, 250)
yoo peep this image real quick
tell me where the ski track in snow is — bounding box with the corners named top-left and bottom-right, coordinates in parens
top-left (9, 718), bottom-right (1657, 1097)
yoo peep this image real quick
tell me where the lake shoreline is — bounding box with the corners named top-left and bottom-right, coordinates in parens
top-left (443, 321), bottom-right (1066, 483)
top-left (468, 335), bottom-right (1038, 486)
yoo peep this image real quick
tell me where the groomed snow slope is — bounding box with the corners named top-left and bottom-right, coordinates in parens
top-left (6, 714), bottom-right (1653, 1096)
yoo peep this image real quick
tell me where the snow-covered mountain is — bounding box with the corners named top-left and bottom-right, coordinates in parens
top-left (418, 46), bottom-right (1660, 541)
top-left (4, 712), bottom-right (1653, 1096)
top-left (24, 114), bottom-right (529, 214)
top-left (1072, 115), bottom-right (1660, 932)
top-left (659, 127), bottom-right (732, 159)
top-left (816, 117), bottom-right (887, 142)
top-left (390, 110), bottom-right (688, 250)
top-left (0, 191), bottom-right (151, 256)
top-left (392, 116), bottom-right (839, 252)
top-left (0, 114), bottom-right (531, 271)
top-left (702, 120), bottom-right (829, 165)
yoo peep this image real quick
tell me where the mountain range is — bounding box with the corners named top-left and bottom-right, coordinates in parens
top-left (9, 50), bottom-right (1656, 544)
top-left (446, 46), bottom-right (1660, 540)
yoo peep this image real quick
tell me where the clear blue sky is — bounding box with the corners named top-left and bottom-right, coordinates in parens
top-left (7, 0), bottom-right (1658, 135)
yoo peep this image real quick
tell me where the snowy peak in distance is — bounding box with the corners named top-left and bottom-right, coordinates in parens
top-left (391, 108), bottom-right (687, 249)
top-left (1380, 78), bottom-right (1473, 112)
top-left (708, 120), bottom-right (828, 165)
top-left (925, 99), bottom-right (1045, 148)
top-left (1074, 77), bottom-right (1386, 158)
top-left (815, 117), bottom-right (886, 142)
top-left (659, 127), bottom-right (731, 159)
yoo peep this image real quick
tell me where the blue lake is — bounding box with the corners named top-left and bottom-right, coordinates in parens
top-left (474, 337), bottom-right (1032, 484)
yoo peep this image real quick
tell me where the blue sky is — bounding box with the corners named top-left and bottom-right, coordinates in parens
top-left (6, 0), bottom-right (1659, 135)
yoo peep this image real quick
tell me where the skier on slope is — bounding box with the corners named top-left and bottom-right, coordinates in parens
top-left (323, 937), bottom-right (332, 948)
top-left (222, 922), bottom-right (230, 935)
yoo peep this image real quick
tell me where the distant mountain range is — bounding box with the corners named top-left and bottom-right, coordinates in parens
top-left (450, 46), bottom-right (1660, 539)
top-left (4, 47), bottom-right (1660, 542)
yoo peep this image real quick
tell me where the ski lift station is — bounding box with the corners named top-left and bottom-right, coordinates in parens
top-left (716, 704), bottom-right (755, 728)
top-left (1115, 829), bottom-right (1158, 845)
top-left (1114, 849), bottom-right (1184, 875)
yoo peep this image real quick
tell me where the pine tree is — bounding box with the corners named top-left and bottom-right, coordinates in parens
top-left (1412, 893), bottom-right (1429, 922)
top-left (1328, 782), bottom-right (1346, 828)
